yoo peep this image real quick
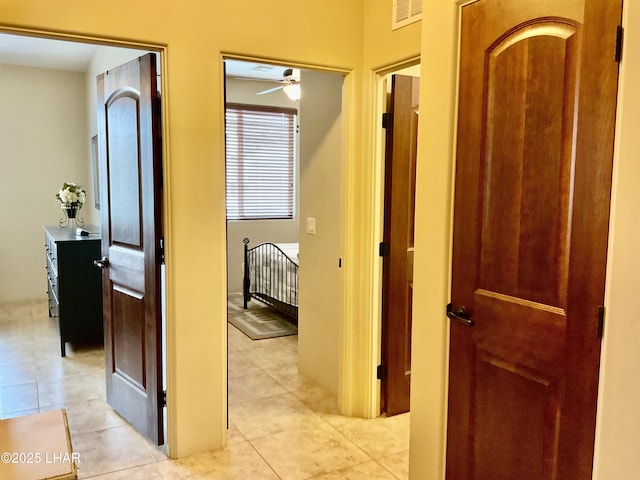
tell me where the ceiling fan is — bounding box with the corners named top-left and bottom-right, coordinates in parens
top-left (257, 68), bottom-right (301, 100)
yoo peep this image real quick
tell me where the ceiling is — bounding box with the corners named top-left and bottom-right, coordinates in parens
top-left (0, 34), bottom-right (98, 71)
top-left (0, 33), bottom-right (293, 81)
top-left (225, 60), bottom-right (294, 82)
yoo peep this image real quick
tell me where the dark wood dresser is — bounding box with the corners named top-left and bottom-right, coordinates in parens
top-left (44, 226), bottom-right (103, 356)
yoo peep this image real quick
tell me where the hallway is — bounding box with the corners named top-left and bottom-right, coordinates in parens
top-left (0, 299), bottom-right (409, 479)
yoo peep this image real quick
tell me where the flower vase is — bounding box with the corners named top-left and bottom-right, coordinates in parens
top-left (59, 203), bottom-right (85, 228)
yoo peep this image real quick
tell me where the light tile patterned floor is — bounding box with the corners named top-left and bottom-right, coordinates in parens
top-left (0, 299), bottom-right (409, 479)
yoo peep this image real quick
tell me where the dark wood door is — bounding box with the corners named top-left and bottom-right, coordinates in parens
top-left (446, 0), bottom-right (621, 478)
top-left (381, 74), bottom-right (419, 416)
top-left (97, 53), bottom-right (164, 445)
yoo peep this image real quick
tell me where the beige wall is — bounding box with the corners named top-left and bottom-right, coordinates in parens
top-left (0, 63), bottom-right (87, 301)
top-left (225, 76), bottom-right (299, 293)
top-left (297, 69), bottom-right (345, 395)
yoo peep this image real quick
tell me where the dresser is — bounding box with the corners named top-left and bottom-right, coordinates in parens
top-left (44, 226), bottom-right (103, 357)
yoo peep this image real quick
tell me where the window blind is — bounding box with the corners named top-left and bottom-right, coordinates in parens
top-left (225, 103), bottom-right (297, 220)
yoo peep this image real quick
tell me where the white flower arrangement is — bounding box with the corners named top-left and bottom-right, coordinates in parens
top-left (56, 182), bottom-right (87, 207)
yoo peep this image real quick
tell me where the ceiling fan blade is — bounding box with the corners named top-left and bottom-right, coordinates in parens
top-left (257, 85), bottom-right (284, 95)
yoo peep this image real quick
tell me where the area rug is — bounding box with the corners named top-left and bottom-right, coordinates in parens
top-left (228, 293), bottom-right (298, 340)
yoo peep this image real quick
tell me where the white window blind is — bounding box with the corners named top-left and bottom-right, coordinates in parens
top-left (225, 104), bottom-right (296, 220)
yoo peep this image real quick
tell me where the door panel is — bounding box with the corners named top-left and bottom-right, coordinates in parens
top-left (447, 0), bottom-right (621, 478)
top-left (113, 287), bottom-right (145, 388)
top-left (381, 75), bottom-right (419, 416)
top-left (107, 92), bottom-right (143, 246)
top-left (480, 24), bottom-right (578, 307)
top-left (97, 53), bottom-right (164, 445)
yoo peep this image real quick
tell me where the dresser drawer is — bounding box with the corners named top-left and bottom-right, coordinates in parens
top-left (46, 270), bottom-right (59, 302)
top-left (47, 286), bottom-right (59, 318)
top-left (44, 237), bottom-right (58, 272)
top-left (46, 252), bottom-right (58, 280)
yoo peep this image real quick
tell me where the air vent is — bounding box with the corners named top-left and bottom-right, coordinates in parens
top-left (392, 0), bottom-right (423, 30)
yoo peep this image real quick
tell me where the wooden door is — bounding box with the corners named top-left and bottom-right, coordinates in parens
top-left (447, 0), bottom-right (621, 478)
top-left (380, 75), bottom-right (419, 416)
top-left (96, 53), bottom-right (164, 445)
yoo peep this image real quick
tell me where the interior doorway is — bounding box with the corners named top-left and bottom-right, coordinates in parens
top-left (375, 62), bottom-right (421, 417)
top-left (0, 30), bottom-right (169, 447)
top-left (223, 57), bottom-right (347, 412)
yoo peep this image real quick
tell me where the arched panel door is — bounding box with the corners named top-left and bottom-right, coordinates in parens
top-left (97, 53), bottom-right (164, 445)
top-left (447, 0), bottom-right (621, 478)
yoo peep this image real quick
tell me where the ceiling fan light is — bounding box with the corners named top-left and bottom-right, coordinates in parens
top-left (283, 83), bottom-right (301, 101)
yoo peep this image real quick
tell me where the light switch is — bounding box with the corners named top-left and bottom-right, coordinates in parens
top-left (306, 217), bottom-right (316, 235)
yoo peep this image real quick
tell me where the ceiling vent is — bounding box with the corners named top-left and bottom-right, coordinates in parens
top-left (392, 0), bottom-right (423, 30)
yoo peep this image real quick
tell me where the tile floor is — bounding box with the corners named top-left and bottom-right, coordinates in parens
top-left (0, 299), bottom-right (409, 479)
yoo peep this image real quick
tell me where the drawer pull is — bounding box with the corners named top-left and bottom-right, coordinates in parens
top-left (94, 257), bottom-right (109, 269)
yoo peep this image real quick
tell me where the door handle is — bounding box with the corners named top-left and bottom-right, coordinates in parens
top-left (447, 303), bottom-right (475, 327)
top-left (94, 257), bottom-right (109, 269)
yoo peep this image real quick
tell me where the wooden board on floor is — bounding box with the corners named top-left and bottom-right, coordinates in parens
top-left (0, 409), bottom-right (77, 480)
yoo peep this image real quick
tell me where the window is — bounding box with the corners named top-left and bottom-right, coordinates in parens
top-left (225, 103), bottom-right (297, 220)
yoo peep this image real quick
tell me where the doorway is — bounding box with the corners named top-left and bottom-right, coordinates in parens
top-left (223, 57), bottom-right (346, 402)
top-left (0, 31), bottom-right (169, 451)
top-left (375, 62), bottom-right (421, 417)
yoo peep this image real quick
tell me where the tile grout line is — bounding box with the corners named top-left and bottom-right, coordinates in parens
top-left (245, 440), bottom-right (286, 480)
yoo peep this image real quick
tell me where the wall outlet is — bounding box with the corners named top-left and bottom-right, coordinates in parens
top-left (306, 217), bottom-right (316, 235)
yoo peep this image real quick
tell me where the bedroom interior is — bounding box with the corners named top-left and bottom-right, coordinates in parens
top-left (224, 58), bottom-right (346, 396)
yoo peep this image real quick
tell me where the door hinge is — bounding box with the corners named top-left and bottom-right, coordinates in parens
top-left (615, 25), bottom-right (624, 63)
top-left (161, 390), bottom-right (167, 407)
top-left (382, 112), bottom-right (393, 129)
top-left (597, 305), bottom-right (605, 339)
top-left (159, 238), bottom-right (165, 264)
top-left (377, 364), bottom-right (388, 380)
top-left (379, 242), bottom-right (390, 257)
